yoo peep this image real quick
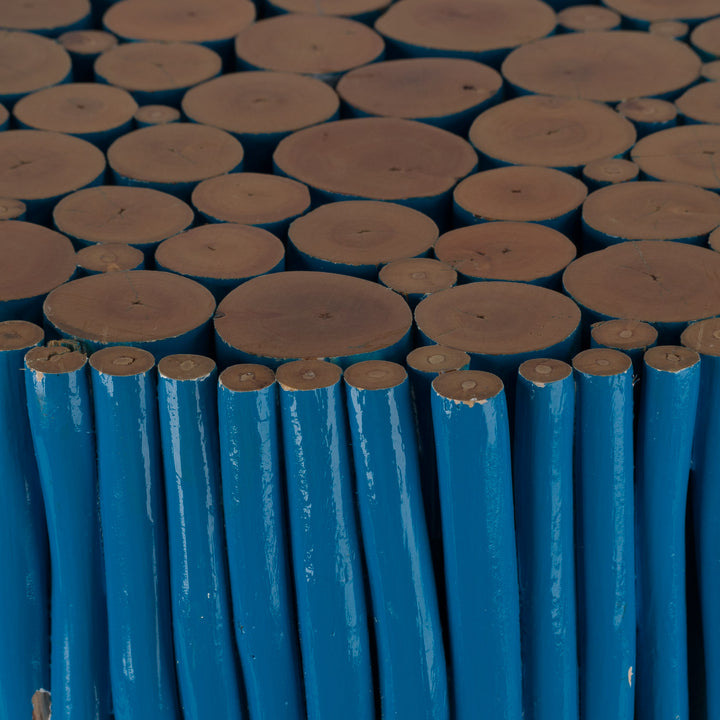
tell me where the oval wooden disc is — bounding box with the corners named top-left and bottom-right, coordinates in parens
top-left (182, 71), bottom-right (339, 136)
top-left (0, 30), bottom-right (71, 99)
top-left (0, 197), bottom-right (26, 220)
top-left (406, 344), bottom-right (470, 373)
top-left (234, 14), bottom-right (384, 75)
top-left (434, 222), bottom-right (576, 282)
top-left (692, 17), bottom-right (720, 58)
top-left (0, 130), bottom-right (105, 202)
top-left (13, 83), bottom-right (138, 135)
top-left (631, 125), bottom-right (720, 190)
top-left (603, 0), bottom-right (720, 23)
top-left (557, 5), bottom-right (620, 31)
top-left (378, 258), bottom-right (457, 295)
top-left (0, 319), bottom-right (44, 351)
top-left (156, 224), bottom-right (284, 280)
top-left (591, 318), bottom-right (658, 350)
top-left (676, 81), bottom-right (720, 124)
top-left (563, 240), bottom-right (720, 324)
top-left (158, 353), bottom-right (215, 380)
top-left (344, 359), bottom-right (406, 390)
top-left (133, 105), bottom-right (181, 126)
top-left (681, 317), bottom-right (720, 357)
top-left (617, 97), bottom-right (677, 125)
top-left (25, 345), bottom-right (86, 374)
top-left (501, 31), bottom-right (701, 102)
top-left (107, 123), bottom-right (243, 186)
top-left (219, 363), bottom-right (275, 392)
top-left (518, 357), bottom-right (572, 384)
top-left (336, 58), bottom-right (502, 120)
top-left (469, 95), bottom-right (636, 170)
top-left (572, 347), bottom-right (632, 376)
top-left (644, 345), bottom-right (699, 372)
top-left (269, 0), bottom-right (391, 15)
top-left (0, 220), bottom-right (76, 301)
top-left (275, 358), bottom-right (342, 391)
top-left (76, 243), bottom-right (144, 273)
top-left (274, 117), bottom-right (477, 202)
top-left (44, 270), bottom-right (216, 345)
top-left (288, 200), bottom-right (438, 267)
top-left (54, 186), bottom-right (194, 247)
top-left (215, 271), bottom-right (412, 362)
top-left (0, 0), bottom-right (89, 34)
top-left (58, 29), bottom-right (117, 56)
top-left (415, 281), bottom-right (581, 356)
top-left (192, 172), bottom-right (310, 226)
top-left (454, 166), bottom-right (587, 223)
top-left (583, 181), bottom-right (720, 242)
top-left (702, 61), bottom-right (720, 82)
top-left (95, 41), bottom-right (222, 95)
top-left (103, 0), bottom-right (256, 43)
top-left (375, 0), bottom-right (556, 56)
top-left (648, 20), bottom-right (688, 38)
top-left (583, 158), bottom-right (639, 185)
top-left (431, 369), bottom-right (503, 403)
top-left (90, 345), bottom-right (155, 376)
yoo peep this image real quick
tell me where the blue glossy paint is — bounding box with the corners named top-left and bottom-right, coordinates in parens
top-left (572, 349), bottom-right (635, 720)
top-left (24, 346), bottom-right (111, 720)
top-left (156, 356), bottom-right (245, 719)
top-left (89, 347), bottom-right (180, 720)
top-left (430, 370), bottom-right (522, 720)
top-left (635, 346), bottom-right (701, 720)
top-left (217, 364), bottom-right (305, 720)
top-left (344, 361), bottom-right (448, 719)
top-left (513, 360), bottom-right (577, 720)
top-left (0, 322), bottom-right (49, 719)
top-left (277, 360), bottom-right (374, 719)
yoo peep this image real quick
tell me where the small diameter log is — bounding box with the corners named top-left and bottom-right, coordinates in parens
top-left (701, 60), bottom-right (720, 81)
top-left (582, 158), bottom-right (639, 192)
top-left (648, 20), bottom-right (689, 39)
top-left (603, 0), bottom-right (720, 28)
top-left (616, 98), bottom-right (678, 139)
top-left (75, 243), bottom-right (145, 276)
top-left (556, 4), bottom-right (621, 32)
top-left (378, 257), bottom-right (457, 309)
top-left (590, 319), bottom-right (658, 375)
top-left (133, 105), bottom-right (180, 128)
top-left (0, 0), bottom-right (90, 37)
top-left (691, 16), bottom-right (720, 60)
top-left (676, 80), bottom-right (720, 124)
top-left (261, 0), bottom-right (391, 25)
top-left (58, 29), bottom-right (117, 81)
top-left (0, 197), bottom-right (26, 221)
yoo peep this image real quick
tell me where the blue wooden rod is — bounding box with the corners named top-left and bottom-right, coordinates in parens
top-left (345, 360), bottom-right (449, 720)
top-left (572, 348), bottom-right (635, 720)
top-left (24, 344), bottom-right (111, 720)
top-left (157, 354), bottom-right (245, 719)
top-left (590, 319), bottom-right (658, 378)
top-left (513, 358), bottom-right (577, 720)
top-left (636, 345), bottom-right (700, 720)
top-left (217, 364), bottom-right (305, 720)
top-left (430, 369), bottom-right (522, 720)
top-left (89, 346), bottom-right (180, 720)
top-left (0, 321), bottom-right (49, 719)
top-left (277, 359), bottom-right (374, 720)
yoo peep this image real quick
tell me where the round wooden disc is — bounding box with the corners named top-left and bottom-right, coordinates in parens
top-left (0, 0), bottom-right (89, 34)
top-left (631, 125), bottom-right (720, 190)
top-left (191, 172), bottom-right (310, 226)
top-left (90, 345), bottom-right (155, 376)
top-left (215, 271), bottom-right (413, 362)
top-left (378, 258), bottom-right (457, 295)
top-left (94, 41), bottom-right (222, 94)
top-left (336, 57), bottom-right (502, 120)
top-left (374, 0), bottom-right (556, 56)
top-left (0, 220), bottom-right (76, 301)
top-left (557, 5), bottom-right (620, 31)
top-left (275, 358), bottom-right (342, 391)
top-left (13, 82), bottom-right (138, 135)
top-left (219, 363), bottom-right (275, 392)
top-left (182, 71), bottom-right (339, 136)
top-left (344, 360), bottom-right (406, 390)
top-left (76, 243), bottom-right (144, 273)
top-left (454, 166), bottom-right (587, 223)
top-left (107, 123), bottom-right (244, 186)
top-left (469, 95), bottom-right (636, 170)
top-left (44, 270), bottom-right (216, 345)
top-left (133, 105), bottom-right (181, 126)
top-left (415, 281), bottom-right (581, 356)
top-left (158, 353), bottom-right (215, 380)
top-left (434, 222), bottom-right (576, 282)
top-left (25, 345), bottom-right (85, 374)
top-left (270, 0), bottom-right (390, 14)
top-left (0, 30), bottom-right (71, 99)
top-left (103, 0), bottom-right (256, 43)
top-left (406, 344), bottom-right (470, 373)
top-left (648, 20), bottom-right (688, 38)
top-left (58, 29), bottom-right (117, 56)
top-left (591, 319), bottom-right (658, 350)
top-left (155, 224), bottom-right (284, 280)
top-left (288, 200), bottom-right (438, 267)
top-left (501, 31), bottom-right (701, 103)
top-left (53, 186), bottom-right (194, 247)
top-left (274, 117), bottom-right (477, 202)
top-left (0, 130), bottom-right (105, 202)
top-left (234, 14), bottom-right (384, 75)
top-left (681, 317), bottom-right (720, 356)
top-left (572, 348), bottom-right (632, 376)
top-left (431, 369), bottom-right (504, 403)
top-left (676, 81), bottom-right (720, 124)
top-left (617, 97), bottom-right (677, 125)
top-left (603, 0), bottom-right (720, 23)
top-left (583, 181), bottom-right (720, 242)
top-left (583, 158), bottom-right (639, 185)
top-left (518, 357), bottom-right (572, 384)
top-left (563, 240), bottom-right (720, 324)
top-left (0, 320), bottom-right (43, 351)
top-left (0, 197), bottom-right (26, 220)
top-left (644, 345), bottom-right (699, 372)
top-left (692, 17), bottom-right (720, 58)
top-left (702, 61), bottom-right (720, 82)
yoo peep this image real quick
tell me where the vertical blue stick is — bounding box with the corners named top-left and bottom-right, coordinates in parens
top-left (89, 346), bottom-right (180, 720)
top-left (24, 345), bottom-right (111, 720)
top-left (513, 358), bottom-right (577, 720)
top-left (0, 321), bottom-right (49, 719)
top-left (277, 359), bottom-right (374, 720)
top-left (156, 355), bottom-right (245, 719)
top-left (345, 360), bottom-right (449, 720)
top-left (430, 370), bottom-right (521, 720)
top-left (217, 364), bottom-right (305, 720)
top-left (572, 348), bottom-right (635, 720)
top-left (636, 345), bottom-right (700, 720)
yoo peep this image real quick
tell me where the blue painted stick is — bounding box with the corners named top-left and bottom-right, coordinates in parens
top-left (430, 370), bottom-right (522, 720)
top-left (156, 355), bottom-right (245, 719)
top-left (217, 364), bottom-right (305, 720)
top-left (89, 346), bottom-right (180, 720)
top-left (344, 360), bottom-right (449, 720)
top-left (513, 359), bottom-right (577, 720)
top-left (277, 359), bottom-right (374, 720)
top-left (635, 346), bottom-right (701, 720)
top-left (24, 345), bottom-right (111, 720)
top-left (572, 348), bottom-right (635, 720)
top-left (0, 322), bottom-right (49, 719)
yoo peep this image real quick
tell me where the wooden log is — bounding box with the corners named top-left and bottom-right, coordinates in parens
top-left (590, 319), bottom-right (658, 375)
top-left (556, 4), bottom-right (620, 32)
top-left (582, 158), bottom-right (639, 192)
top-left (58, 29), bottom-right (117, 82)
top-left (133, 104), bottom-right (180, 128)
top-left (648, 20), bottom-right (689, 39)
top-left (603, 0), bottom-right (720, 28)
top-left (75, 243), bottom-right (145, 275)
top-left (676, 80), bottom-right (720, 124)
top-left (378, 257), bottom-right (457, 309)
top-left (691, 16), bottom-right (720, 60)
top-left (0, 0), bottom-right (90, 37)
top-left (701, 60), bottom-right (720, 81)
top-left (261, 0), bottom-right (391, 25)
top-left (616, 97), bottom-right (678, 138)
top-left (0, 197), bottom-right (26, 221)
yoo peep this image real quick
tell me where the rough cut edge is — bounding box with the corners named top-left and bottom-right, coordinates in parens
top-left (32, 689), bottom-right (51, 720)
